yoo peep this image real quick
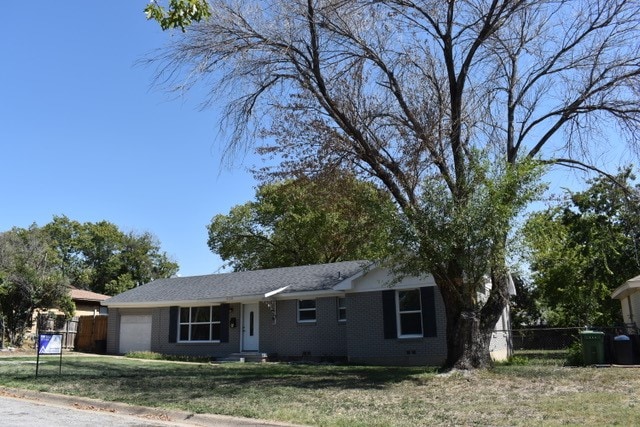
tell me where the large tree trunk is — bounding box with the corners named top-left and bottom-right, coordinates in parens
top-left (436, 269), bottom-right (510, 370)
top-left (444, 305), bottom-right (493, 369)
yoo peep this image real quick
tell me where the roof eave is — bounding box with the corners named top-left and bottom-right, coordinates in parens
top-left (103, 294), bottom-right (262, 308)
top-left (271, 289), bottom-right (344, 300)
top-left (612, 283), bottom-right (634, 300)
top-left (103, 288), bottom-right (347, 308)
top-left (612, 276), bottom-right (640, 300)
top-left (331, 262), bottom-right (376, 291)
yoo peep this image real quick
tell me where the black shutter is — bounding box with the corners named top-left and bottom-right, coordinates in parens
top-left (169, 306), bottom-right (178, 343)
top-left (220, 304), bottom-right (230, 343)
top-left (420, 287), bottom-right (437, 337)
top-left (382, 290), bottom-right (397, 339)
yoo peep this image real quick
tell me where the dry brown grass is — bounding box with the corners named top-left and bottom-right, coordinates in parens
top-left (0, 352), bottom-right (639, 426)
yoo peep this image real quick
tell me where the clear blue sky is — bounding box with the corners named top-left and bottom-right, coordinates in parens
top-left (1, 2), bottom-right (636, 278)
top-left (0, 2), bottom-right (257, 276)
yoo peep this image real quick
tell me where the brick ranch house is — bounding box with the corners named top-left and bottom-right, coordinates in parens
top-left (102, 261), bottom-right (512, 365)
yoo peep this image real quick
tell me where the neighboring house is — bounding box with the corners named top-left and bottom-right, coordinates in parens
top-left (103, 261), bottom-right (512, 366)
top-left (30, 287), bottom-right (109, 349)
top-left (33, 287), bottom-right (109, 333)
top-left (612, 275), bottom-right (640, 330)
top-left (69, 287), bottom-right (110, 317)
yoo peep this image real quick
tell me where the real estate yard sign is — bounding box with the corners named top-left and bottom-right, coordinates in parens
top-left (36, 333), bottom-right (63, 377)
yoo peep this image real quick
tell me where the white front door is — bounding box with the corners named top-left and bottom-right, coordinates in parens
top-left (242, 303), bottom-right (259, 351)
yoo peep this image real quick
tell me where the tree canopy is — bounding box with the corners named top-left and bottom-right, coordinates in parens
top-left (145, 0), bottom-right (211, 31)
top-left (42, 216), bottom-right (179, 295)
top-left (0, 218), bottom-right (178, 346)
top-left (208, 171), bottom-right (398, 271)
top-left (524, 169), bottom-right (640, 327)
top-left (148, 0), bottom-right (640, 369)
top-left (0, 225), bottom-right (73, 346)
top-left (509, 275), bottom-right (542, 329)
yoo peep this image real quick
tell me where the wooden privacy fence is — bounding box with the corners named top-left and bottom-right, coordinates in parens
top-left (75, 315), bottom-right (108, 353)
top-left (37, 314), bottom-right (78, 349)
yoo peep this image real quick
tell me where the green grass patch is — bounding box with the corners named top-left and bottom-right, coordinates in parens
top-left (124, 351), bottom-right (210, 363)
top-left (0, 352), bottom-right (637, 426)
top-left (495, 355), bottom-right (530, 366)
top-left (512, 349), bottom-right (568, 365)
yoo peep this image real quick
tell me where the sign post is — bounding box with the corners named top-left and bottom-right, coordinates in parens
top-left (36, 333), bottom-right (63, 377)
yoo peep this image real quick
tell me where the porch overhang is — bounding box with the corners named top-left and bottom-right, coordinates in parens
top-left (612, 275), bottom-right (640, 300)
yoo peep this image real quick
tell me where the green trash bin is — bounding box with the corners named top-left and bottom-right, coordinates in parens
top-left (580, 331), bottom-right (605, 365)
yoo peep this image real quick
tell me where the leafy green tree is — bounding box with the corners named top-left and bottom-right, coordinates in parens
top-left (208, 172), bottom-right (399, 271)
top-left (43, 216), bottom-right (179, 296)
top-left (524, 169), bottom-right (640, 327)
top-left (145, 0), bottom-right (211, 31)
top-left (0, 225), bottom-right (73, 346)
top-left (509, 275), bottom-right (542, 329)
top-left (148, 1), bottom-right (640, 369)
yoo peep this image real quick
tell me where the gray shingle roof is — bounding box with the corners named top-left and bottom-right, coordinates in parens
top-left (103, 260), bottom-right (371, 306)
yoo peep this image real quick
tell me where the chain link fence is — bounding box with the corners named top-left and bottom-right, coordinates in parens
top-left (512, 327), bottom-right (581, 351)
top-left (512, 325), bottom-right (640, 352)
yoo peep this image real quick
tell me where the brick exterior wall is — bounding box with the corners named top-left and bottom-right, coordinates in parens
top-left (154, 304), bottom-right (241, 358)
top-left (346, 289), bottom-right (448, 366)
top-left (106, 307), bottom-right (120, 354)
top-left (107, 286), bottom-right (489, 366)
top-left (107, 304), bottom-right (242, 359)
top-left (260, 298), bottom-right (347, 360)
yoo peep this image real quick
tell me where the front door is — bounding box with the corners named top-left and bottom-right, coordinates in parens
top-left (242, 303), bottom-right (259, 351)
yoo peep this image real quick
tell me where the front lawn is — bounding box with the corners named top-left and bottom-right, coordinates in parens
top-left (0, 352), bottom-right (638, 426)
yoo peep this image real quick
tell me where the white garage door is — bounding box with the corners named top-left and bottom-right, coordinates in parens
top-left (119, 315), bottom-right (152, 354)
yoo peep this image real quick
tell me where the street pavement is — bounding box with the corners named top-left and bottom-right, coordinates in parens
top-left (0, 387), bottom-right (301, 427)
top-left (0, 395), bottom-right (180, 427)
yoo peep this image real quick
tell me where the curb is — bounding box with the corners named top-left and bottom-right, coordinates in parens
top-left (0, 386), bottom-right (302, 427)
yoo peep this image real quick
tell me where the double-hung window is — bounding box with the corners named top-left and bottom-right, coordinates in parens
top-left (396, 289), bottom-right (423, 338)
top-left (337, 297), bottom-right (346, 322)
top-left (179, 306), bottom-right (222, 342)
top-left (297, 299), bottom-right (316, 323)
